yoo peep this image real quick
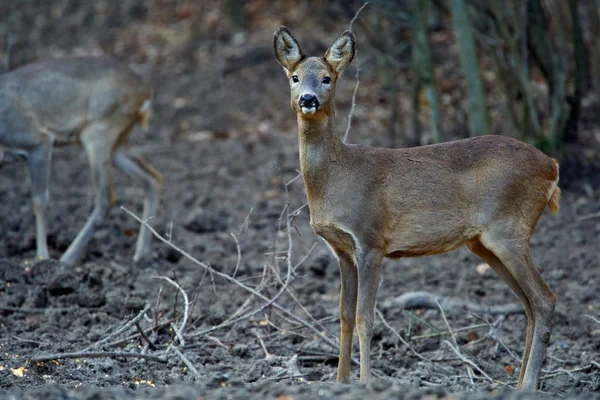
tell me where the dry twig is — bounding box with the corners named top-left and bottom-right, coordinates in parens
top-left (343, 2), bottom-right (369, 143)
top-left (171, 345), bottom-right (202, 380)
top-left (375, 308), bottom-right (450, 373)
top-left (121, 206), bottom-right (340, 352)
top-left (29, 351), bottom-right (166, 364)
top-left (152, 276), bottom-right (189, 346)
top-left (442, 340), bottom-right (494, 382)
top-left (81, 304), bottom-right (150, 352)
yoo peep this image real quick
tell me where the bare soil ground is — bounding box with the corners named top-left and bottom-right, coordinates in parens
top-left (1, 1), bottom-right (599, 399)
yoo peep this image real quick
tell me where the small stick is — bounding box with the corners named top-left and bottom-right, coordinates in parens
top-left (410, 323), bottom-right (488, 340)
top-left (152, 276), bottom-right (189, 346)
top-left (343, 2), bottom-right (369, 143)
top-left (107, 319), bottom-right (173, 348)
top-left (29, 351), bottom-right (167, 364)
top-left (230, 232), bottom-right (242, 278)
top-left (171, 322), bottom-right (185, 347)
top-left (577, 212), bottom-right (600, 222)
top-left (81, 304), bottom-right (150, 352)
top-left (437, 300), bottom-right (474, 387)
top-left (170, 346), bottom-right (202, 380)
top-left (442, 340), bottom-right (494, 382)
top-left (285, 354), bottom-right (303, 378)
top-left (238, 207), bottom-right (253, 235)
top-left (584, 314), bottom-right (600, 325)
top-left (539, 364), bottom-right (592, 381)
top-left (376, 308), bottom-right (450, 373)
top-left (135, 322), bottom-right (157, 351)
top-left (253, 328), bottom-right (272, 360)
top-left (436, 300), bottom-right (456, 344)
top-left (0, 306), bottom-right (77, 313)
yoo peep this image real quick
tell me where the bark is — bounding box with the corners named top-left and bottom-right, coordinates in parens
top-left (450, 0), bottom-right (489, 136)
top-left (412, 0), bottom-right (443, 143)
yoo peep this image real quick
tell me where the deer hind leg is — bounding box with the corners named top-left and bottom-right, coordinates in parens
top-left (112, 149), bottom-right (162, 262)
top-left (334, 250), bottom-right (358, 383)
top-left (355, 248), bottom-right (383, 383)
top-left (26, 135), bottom-right (54, 260)
top-left (60, 122), bottom-right (115, 265)
top-left (467, 239), bottom-right (534, 385)
top-left (479, 232), bottom-right (556, 391)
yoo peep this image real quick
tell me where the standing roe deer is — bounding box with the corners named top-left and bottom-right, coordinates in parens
top-left (273, 26), bottom-right (560, 391)
top-left (0, 56), bottom-right (162, 265)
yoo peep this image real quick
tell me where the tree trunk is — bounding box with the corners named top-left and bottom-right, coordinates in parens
top-left (412, 0), bottom-right (443, 143)
top-left (450, 0), bottom-right (489, 136)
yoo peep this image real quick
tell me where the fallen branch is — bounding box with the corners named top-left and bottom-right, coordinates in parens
top-left (29, 351), bottom-right (167, 364)
top-left (0, 306), bottom-right (77, 313)
top-left (539, 364), bottom-right (593, 381)
top-left (383, 291), bottom-right (524, 316)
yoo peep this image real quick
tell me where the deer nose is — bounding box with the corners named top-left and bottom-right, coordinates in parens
top-left (299, 94), bottom-right (319, 108)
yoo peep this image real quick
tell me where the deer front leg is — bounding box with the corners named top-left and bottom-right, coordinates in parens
top-left (355, 249), bottom-right (383, 383)
top-left (335, 251), bottom-right (358, 383)
top-left (26, 139), bottom-right (53, 260)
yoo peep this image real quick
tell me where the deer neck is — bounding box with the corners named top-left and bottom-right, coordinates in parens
top-left (297, 112), bottom-right (342, 202)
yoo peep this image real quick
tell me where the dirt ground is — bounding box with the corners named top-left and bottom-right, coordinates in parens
top-left (1, 1), bottom-right (599, 399)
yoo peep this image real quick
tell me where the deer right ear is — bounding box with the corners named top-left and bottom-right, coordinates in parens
top-left (325, 30), bottom-right (355, 73)
top-left (274, 26), bottom-right (304, 72)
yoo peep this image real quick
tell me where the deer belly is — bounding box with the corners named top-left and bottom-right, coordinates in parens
top-left (385, 219), bottom-right (479, 258)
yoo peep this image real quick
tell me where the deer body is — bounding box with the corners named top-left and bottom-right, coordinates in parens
top-left (0, 56), bottom-right (161, 264)
top-left (275, 27), bottom-right (559, 391)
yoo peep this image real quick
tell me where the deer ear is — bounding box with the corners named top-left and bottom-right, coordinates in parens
top-left (274, 26), bottom-right (304, 72)
top-left (325, 30), bottom-right (355, 73)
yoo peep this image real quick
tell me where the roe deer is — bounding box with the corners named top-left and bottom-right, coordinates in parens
top-left (0, 56), bottom-right (162, 265)
top-left (274, 26), bottom-right (560, 391)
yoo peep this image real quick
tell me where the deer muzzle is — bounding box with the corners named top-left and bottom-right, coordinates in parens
top-left (299, 94), bottom-right (319, 114)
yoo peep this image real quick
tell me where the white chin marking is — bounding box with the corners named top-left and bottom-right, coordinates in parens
top-left (301, 107), bottom-right (316, 115)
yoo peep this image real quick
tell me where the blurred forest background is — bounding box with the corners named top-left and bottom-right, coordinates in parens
top-left (2, 0), bottom-right (600, 163)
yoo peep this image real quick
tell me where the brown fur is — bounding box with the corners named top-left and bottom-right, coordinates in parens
top-left (0, 56), bottom-right (161, 265)
top-left (275, 26), bottom-right (560, 391)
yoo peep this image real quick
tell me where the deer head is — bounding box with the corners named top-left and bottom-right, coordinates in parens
top-left (274, 26), bottom-right (355, 119)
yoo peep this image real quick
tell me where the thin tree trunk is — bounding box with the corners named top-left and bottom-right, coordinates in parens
top-left (412, 0), bottom-right (442, 143)
top-left (565, 0), bottom-right (587, 141)
top-left (450, 0), bottom-right (489, 136)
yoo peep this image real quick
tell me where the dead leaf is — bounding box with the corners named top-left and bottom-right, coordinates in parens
top-left (11, 367), bottom-right (26, 377)
top-left (505, 365), bottom-right (514, 374)
top-left (467, 331), bottom-right (479, 343)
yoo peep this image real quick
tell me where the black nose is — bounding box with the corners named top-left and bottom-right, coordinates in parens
top-left (299, 94), bottom-right (319, 108)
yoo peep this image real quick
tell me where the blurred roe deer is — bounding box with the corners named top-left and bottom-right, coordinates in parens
top-left (274, 26), bottom-right (560, 391)
top-left (0, 56), bottom-right (162, 265)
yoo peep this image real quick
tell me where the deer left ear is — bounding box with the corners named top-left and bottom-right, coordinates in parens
top-left (274, 26), bottom-right (304, 72)
top-left (325, 30), bottom-right (355, 73)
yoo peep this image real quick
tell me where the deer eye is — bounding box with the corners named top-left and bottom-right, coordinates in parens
top-left (322, 76), bottom-right (331, 84)
top-left (292, 75), bottom-right (299, 83)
